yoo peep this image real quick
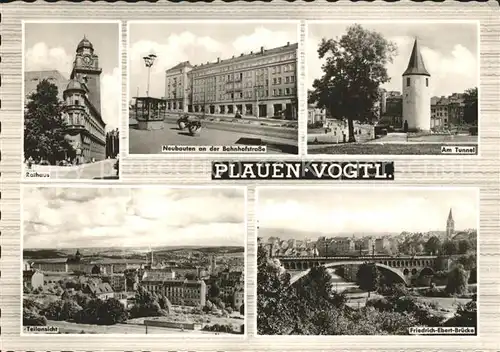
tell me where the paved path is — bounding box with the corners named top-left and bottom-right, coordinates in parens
top-left (24, 159), bottom-right (118, 180)
top-left (129, 121), bottom-right (298, 154)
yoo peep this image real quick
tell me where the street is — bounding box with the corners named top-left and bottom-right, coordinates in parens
top-left (129, 120), bottom-right (298, 154)
top-left (41, 320), bottom-right (234, 335)
top-left (24, 159), bottom-right (118, 180)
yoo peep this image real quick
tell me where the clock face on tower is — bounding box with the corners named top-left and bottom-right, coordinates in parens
top-left (82, 55), bottom-right (93, 66)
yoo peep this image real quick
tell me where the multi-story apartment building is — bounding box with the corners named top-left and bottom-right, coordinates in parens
top-left (102, 273), bottom-right (127, 292)
top-left (431, 93), bottom-right (465, 129)
top-left (164, 42), bottom-right (298, 120)
top-left (142, 278), bottom-right (206, 307)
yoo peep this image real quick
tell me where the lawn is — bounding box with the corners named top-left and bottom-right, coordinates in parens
top-left (308, 143), bottom-right (479, 155)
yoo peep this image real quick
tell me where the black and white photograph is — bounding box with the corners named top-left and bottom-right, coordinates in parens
top-left (22, 186), bottom-right (246, 335)
top-left (307, 21), bottom-right (479, 155)
top-left (257, 187), bottom-right (478, 335)
top-left (23, 21), bottom-right (121, 180)
top-left (128, 21), bottom-right (299, 155)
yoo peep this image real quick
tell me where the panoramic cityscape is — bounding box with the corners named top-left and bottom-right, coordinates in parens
top-left (23, 22), bottom-right (120, 179)
top-left (257, 187), bottom-right (478, 335)
top-left (128, 22), bottom-right (299, 154)
top-left (23, 187), bottom-right (245, 335)
top-left (307, 22), bottom-right (479, 155)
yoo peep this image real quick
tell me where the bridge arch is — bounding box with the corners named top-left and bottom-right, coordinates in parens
top-left (419, 267), bottom-right (435, 276)
top-left (289, 261), bottom-right (409, 286)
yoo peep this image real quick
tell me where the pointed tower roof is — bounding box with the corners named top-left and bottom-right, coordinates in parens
top-left (448, 208), bottom-right (453, 221)
top-left (403, 39), bottom-right (430, 77)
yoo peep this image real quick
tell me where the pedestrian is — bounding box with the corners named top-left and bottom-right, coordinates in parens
top-left (27, 156), bottom-right (33, 169)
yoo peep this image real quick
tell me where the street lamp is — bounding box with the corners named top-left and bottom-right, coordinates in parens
top-left (143, 53), bottom-right (157, 98)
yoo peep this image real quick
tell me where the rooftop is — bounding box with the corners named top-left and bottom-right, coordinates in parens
top-left (403, 39), bottom-right (430, 77)
top-left (190, 42), bottom-right (298, 71)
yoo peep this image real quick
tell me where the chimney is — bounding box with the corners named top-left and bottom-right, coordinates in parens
top-left (260, 46), bottom-right (264, 54)
top-left (232, 55), bottom-right (235, 59)
top-left (217, 57), bottom-right (220, 63)
top-left (240, 53), bottom-right (243, 57)
top-left (286, 41), bottom-right (290, 46)
top-left (250, 51), bottom-right (253, 54)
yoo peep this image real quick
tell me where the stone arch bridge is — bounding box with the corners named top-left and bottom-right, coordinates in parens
top-left (274, 255), bottom-right (440, 285)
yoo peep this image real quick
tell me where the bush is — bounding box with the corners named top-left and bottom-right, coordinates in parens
top-left (23, 308), bottom-right (47, 326)
top-left (366, 297), bottom-right (392, 312)
top-left (42, 300), bottom-right (65, 320)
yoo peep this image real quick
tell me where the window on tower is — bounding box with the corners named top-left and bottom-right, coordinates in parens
top-left (406, 77), bottom-right (410, 87)
top-left (426, 78), bottom-right (429, 87)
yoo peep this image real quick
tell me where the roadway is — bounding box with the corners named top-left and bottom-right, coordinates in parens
top-left (24, 159), bottom-right (118, 180)
top-left (43, 320), bottom-right (230, 335)
top-left (129, 119), bottom-right (298, 154)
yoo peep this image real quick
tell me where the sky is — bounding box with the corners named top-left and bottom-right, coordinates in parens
top-left (23, 187), bottom-right (245, 249)
top-left (257, 187), bottom-right (478, 236)
top-left (307, 22), bottom-right (479, 97)
top-left (129, 22), bottom-right (299, 99)
top-left (24, 22), bottom-right (121, 130)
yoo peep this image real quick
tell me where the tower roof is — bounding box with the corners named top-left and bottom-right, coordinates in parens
top-left (448, 208), bottom-right (453, 221)
top-left (77, 35), bottom-right (94, 52)
top-left (403, 39), bottom-right (430, 77)
top-left (65, 79), bottom-right (85, 91)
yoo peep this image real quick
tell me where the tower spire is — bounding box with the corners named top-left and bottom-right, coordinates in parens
top-left (448, 208), bottom-right (453, 221)
top-left (403, 38), bottom-right (430, 76)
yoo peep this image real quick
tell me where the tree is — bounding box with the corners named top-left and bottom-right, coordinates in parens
top-left (442, 240), bottom-right (459, 255)
top-left (24, 79), bottom-right (72, 164)
top-left (158, 295), bottom-right (172, 313)
top-left (463, 87), bottom-right (478, 125)
top-left (98, 298), bottom-right (128, 325)
top-left (446, 264), bottom-right (469, 296)
top-left (425, 236), bottom-right (442, 255)
top-left (208, 283), bottom-right (221, 298)
top-left (308, 24), bottom-right (397, 142)
top-left (356, 263), bottom-right (380, 297)
top-left (458, 240), bottom-right (472, 254)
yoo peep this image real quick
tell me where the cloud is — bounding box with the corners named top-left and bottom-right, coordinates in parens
top-left (23, 187), bottom-right (245, 249)
top-left (307, 32), bottom-right (478, 97)
top-left (25, 42), bottom-right (120, 130)
top-left (257, 188), bottom-right (478, 235)
top-left (129, 26), bottom-right (298, 98)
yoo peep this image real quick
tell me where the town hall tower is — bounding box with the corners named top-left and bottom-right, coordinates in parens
top-left (402, 39), bottom-right (431, 131)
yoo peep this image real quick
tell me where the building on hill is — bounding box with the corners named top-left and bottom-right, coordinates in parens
top-left (141, 278), bottom-right (206, 307)
top-left (84, 282), bottom-right (114, 300)
top-left (164, 42), bottom-right (298, 119)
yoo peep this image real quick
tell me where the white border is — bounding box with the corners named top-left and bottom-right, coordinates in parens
top-left (21, 20), bottom-right (124, 182)
top-left (254, 185), bottom-right (480, 338)
top-left (126, 19), bottom-right (301, 158)
top-left (20, 184), bottom-right (248, 339)
top-left (304, 19), bottom-right (481, 159)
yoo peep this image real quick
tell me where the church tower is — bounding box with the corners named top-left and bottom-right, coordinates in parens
top-left (446, 208), bottom-right (455, 239)
top-left (402, 39), bottom-right (431, 131)
top-left (70, 36), bottom-right (102, 113)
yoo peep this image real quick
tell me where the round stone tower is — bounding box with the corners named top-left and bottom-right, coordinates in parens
top-left (402, 39), bottom-right (431, 131)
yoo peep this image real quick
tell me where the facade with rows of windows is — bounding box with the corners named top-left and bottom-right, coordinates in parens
top-left (164, 42), bottom-right (298, 120)
top-left (142, 278), bottom-right (207, 307)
